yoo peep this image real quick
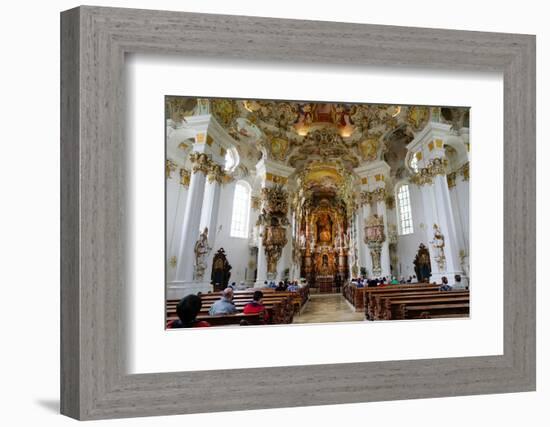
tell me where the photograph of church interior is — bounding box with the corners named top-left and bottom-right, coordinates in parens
top-left (165, 96), bottom-right (470, 329)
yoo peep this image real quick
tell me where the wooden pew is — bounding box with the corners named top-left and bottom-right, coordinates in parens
top-left (344, 283), bottom-right (440, 313)
top-left (166, 291), bottom-right (295, 325)
top-left (363, 284), bottom-right (442, 318)
top-left (380, 293), bottom-right (470, 320)
top-left (403, 303), bottom-right (470, 319)
top-left (365, 287), bottom-right (463, 319)
top-left (166, 312), bottom-right (263, 327)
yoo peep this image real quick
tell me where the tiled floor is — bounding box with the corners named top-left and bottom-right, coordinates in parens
top-left (294, 294), bottom-right (365, 324)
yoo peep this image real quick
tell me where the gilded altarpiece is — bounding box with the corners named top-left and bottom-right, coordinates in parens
top-left (300, 202), bottom-right (349, 292)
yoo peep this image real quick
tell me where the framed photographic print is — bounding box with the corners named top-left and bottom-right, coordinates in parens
top-left (61, 6), bottom-right (535, 420)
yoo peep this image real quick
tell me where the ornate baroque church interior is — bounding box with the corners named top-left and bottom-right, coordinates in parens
top-left (165, 97), bottom-right (470, 327)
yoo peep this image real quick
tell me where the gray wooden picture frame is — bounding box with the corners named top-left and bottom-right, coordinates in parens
top-left (60, 5), bottom-right (536, 421)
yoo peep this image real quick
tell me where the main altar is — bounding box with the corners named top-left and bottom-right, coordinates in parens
top-left (300, 200), bottom-right (349, 292)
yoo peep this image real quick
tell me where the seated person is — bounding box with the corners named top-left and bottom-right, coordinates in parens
top-left (268, 281), bottom-right (277, 289)
top-left (439, 276), bottom-right (453, 291)
top-left (236, 281), bottom-right (248, 290)
top-left (390, 276), bottom-right (400, 285)
top-left (378, 278), bottom-right (390, 288)
top-left (275, 281), bottom-right (287, 291)
top-left (167, 294), bottom-right (210, 328)
top-left (287, 281), bottom-right (299, 292)
top-left (209, 288), bottom-right (238, 315)
top-left (243, 290), bottom-right (269, 322)
top-left (227, 282), bottom-right (236, 290)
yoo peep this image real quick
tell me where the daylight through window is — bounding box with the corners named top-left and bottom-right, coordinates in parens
top-left (397, 184), bottom-right (414, 235)
top-left (230, 181), bottom-right (250, 238)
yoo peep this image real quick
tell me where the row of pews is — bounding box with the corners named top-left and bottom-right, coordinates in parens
top-left (343, 282), bottom-right (470, 320)
top-left (166, 286), bottom-right (310, 327)
top-left (342, 283), bottom-right (370, 311)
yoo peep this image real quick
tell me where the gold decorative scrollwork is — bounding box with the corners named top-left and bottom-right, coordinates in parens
top-left (207, 163), bottom-right (225, 184)
top-left (406, 106), bottom-right (430, 131)
top-left (179, 168), bottom-right (190, 187)
top-left (426, 157), bottom-right (447, 176)
top-left (410, 157), bottom-right (448, 186)
top-left (370, 188), bottom-right (387, 203)
top-left (188, 152), bottom-right (212, 175)
top-left (447, 172), bottom-right (457, 189)
top-left (166, 97), bottom-right (197, 123)
top-left (460, 162), bottom-right (470, 181)
top-left (211, 99), bottom-right (239, 127)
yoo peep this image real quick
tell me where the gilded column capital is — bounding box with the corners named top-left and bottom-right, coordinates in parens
top-left (188, 152), bottom-right (212, 175)
top-left (410, 167), bottom-right (433, 186)
top-left (371, 187), bottom-right (387, 203)
top-left (360, 191), bottom-right (372, 205)
top-left (410, 157), bottom-right (448, 186)
top-left (426, 157), bottom-right (447, 176)
top-left (207, 163), bottom-right (225, 184)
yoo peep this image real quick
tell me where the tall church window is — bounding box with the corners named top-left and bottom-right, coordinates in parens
top-left (230, 181), bottom-right (251, 238)
top-left (397, 184), bottom-right (414, 235)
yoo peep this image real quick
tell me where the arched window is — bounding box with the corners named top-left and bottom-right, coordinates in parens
top-left (396, 184), bottom-right (414, 235)
top-left (230, 181), bottom-right (251, 238)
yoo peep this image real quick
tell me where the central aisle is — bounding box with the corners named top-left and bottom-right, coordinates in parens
top-left (294, 294), bottom-right (364, 324)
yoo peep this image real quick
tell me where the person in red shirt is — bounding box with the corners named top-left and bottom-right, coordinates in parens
top-left (167, 294), bottom-right (211, 328)
top-left (243, 290), bottom-right (269, 323)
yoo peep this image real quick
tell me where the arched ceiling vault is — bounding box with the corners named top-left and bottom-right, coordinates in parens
top-left (170, 97), bottom-right (469, 204)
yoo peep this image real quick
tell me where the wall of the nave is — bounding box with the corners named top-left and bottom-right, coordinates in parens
top-left (395, 184), bottom-right (429, 279)
top-left (208, 179), bottom-right (257, 285)
top-left (166, 176), bottom-right (188, 282)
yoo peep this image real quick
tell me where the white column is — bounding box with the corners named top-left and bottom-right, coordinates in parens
top-left (175, 167), bottom-right (207, 282)
top-left (376, 199), bottom-right (392, 279)
top-left (198, 173), bottom-right (222, 281)
top-left (448, 178), bottom-right (467, 262)
top-left (432, 174), bottom-right (463, 285)
top-left (199, 180), bottom-right (221, 242)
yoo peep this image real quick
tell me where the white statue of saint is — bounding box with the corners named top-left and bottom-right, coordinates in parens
top-left (194, 227), bottom-right (211, 280)
top-left (430, 224), bottom-right (446, 270)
